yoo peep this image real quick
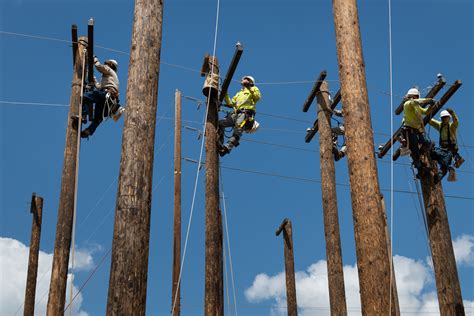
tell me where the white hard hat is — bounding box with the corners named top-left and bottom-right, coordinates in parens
top-left (440, 110), bottom-right (451, 118)
top-left (242, 75), bottom-right (255, 85)
top-left (406, 88), bottom-right (420, 97)
top-left (105, 59), bottom-right (118, 69)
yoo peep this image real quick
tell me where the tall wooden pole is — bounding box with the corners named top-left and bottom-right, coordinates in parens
top-left (420, 173), bottom-right (465, 315)
top-left (171, 89), bottom-right (182, 316)
top-left (316, 81), bottom-right (347, 316)
top-left (202, 56), bottom-right (224, 316)
top-left (332, 0), bottom-right (393, 313)
top-left (106, 1), bottom-right (163, 314)
top-left (47, 36), bottom-right (87, 316)
top-left (380, 195), bottom-right (401, 316)
top-left (24, 193), bottom-right (43, 316)
top-left (276, 219), bottom-right (297, 316)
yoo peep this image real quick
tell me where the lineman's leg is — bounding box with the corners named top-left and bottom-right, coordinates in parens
top-left (224, 112), bottom-right (245, 152)
top-left (406, 130), bottom-right (424, 176)
top-left (450, 145), bottom-right (465, 168)
top-left (218, 113), bottom-right (236, 145)
top-left (82, 91), bottom-right (106, 137)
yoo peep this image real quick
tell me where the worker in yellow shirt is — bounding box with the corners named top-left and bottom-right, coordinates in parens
top-left (428, 108), bottom-right (464, 182)
top-left (429, 108), bottom-right (464, 168)
top-left (402, 87), bottom-right (435, 177)
top-left (218, 75), bottom-right (261, 156)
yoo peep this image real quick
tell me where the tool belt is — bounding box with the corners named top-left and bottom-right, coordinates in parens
top-left (402, 126), bottom-right (423, 134)
top-left (237, 109), bottom-right (256, 130)
top-left (104, 87), bottom-right (119, 101)
top-left (440, 140), bottom-right (457, 150)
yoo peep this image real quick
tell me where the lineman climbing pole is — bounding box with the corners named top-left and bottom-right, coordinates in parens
top-left (303, 76), bottom-right (347, 316)
top-left (332, 0), bottom-right (397, 314)
top-left (275, 219), bottom-right (298, 316)
top-left (47, 32), bottom-right (87, 316)
top-left (172, 89), bottom-right (182, 316)
top-left (24, 193), bottom-right (44, 316)
top-left (378, 79), bottom-right (465, 315)
top-left (106, 0), bottom-right (163, 314)
top-left (201, 55), bottom-right (224, 316)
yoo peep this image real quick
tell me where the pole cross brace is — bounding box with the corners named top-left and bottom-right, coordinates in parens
top-left (275, 218), bottom-right (289, 236)
top-left (394, 74), bottom-right (446, 115)
top-left (219, 42), bottom-right (244, 104)
top-left (305, 89), bottom-right (341, 143)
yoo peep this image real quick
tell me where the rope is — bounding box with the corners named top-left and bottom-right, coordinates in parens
top-left (171, 0), bottom-right (221, 313)
top-left (220, 165), bottom-right (238, 316)
top-left (223, 238), bottom-right (231, 316)
top-left (68, 48), bottom-right (86, 316)
top-left (387, 0), bottom-right (395, 313)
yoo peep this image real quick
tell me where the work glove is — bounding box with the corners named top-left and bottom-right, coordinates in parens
top-left (93, 56), bottom-right (99, 64)
top-left (447, 107), bottom-right (454, 114)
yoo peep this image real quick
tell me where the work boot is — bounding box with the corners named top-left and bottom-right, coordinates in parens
top-left (81, 128), bottom-right (91, 139)
top-left (334, 151), bottom-right (345, 161)
top-left (454, 157), bottom-right (465, 168)
top-left (218, 145), bottom-right (230, 157)
top-left (112, 106), bottom-right (125, 122)
top-left (447, 167), bottom-right (457, 182)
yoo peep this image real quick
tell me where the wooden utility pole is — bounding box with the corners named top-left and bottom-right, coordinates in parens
top-left (275, 219), bottom-right (297, 316)
top-left (47, 35), bottom-right (87, 316)
top-left (316, 81), bottom-right (347, 316)
top-left (420, 170), bottom-right (465, 315)
top-left (106, 1), bottom-right (163, 314)
top-left (202, 55), bottom-right (224, 316)
top-left (24, 193), bottom-right (43, 316)
top-left (171, 89), bottom-right (182, 316)
top-left (332, 0), bottom-right (395, 314)
top-left (380, 195), bottom-right (401, 316)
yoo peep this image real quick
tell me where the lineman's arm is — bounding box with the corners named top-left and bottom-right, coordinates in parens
top-left (428, 118), bottom-right (441, 130)
top-left (416, 98), bottom-right (435, 114)
top-left (224, 94), bottom-right (237, 109)
top-left (93, 56), bottom-right (114, 76)
top-left (249, 86), bottom-right (261, 102)
top-left (448, 108), bottom-right (459, 129)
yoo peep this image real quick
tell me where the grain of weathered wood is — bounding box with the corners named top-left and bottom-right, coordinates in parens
top-left (47, 37), bottom-right (86, 316)
top-left (332, 0), bottom-right (394, 313)
top-left (316, 81), bottom-right (347, 316)
top-left (276, 219), bottom-right (297, 316)
top-left (24, 194), bottom-right (43, 316)
top-left (106, 1), bottom-right (163, 314)
top-left (420, 169), bottom-right (465, 316)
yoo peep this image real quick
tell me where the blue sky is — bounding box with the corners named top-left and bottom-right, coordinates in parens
top-left (1, 0), bottom-right (473, 315)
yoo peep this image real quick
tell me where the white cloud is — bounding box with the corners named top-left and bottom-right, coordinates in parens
top-left (0, 237), bottom-right (91, 316)
top-left (453, 234), bottom-right (474, 266)
top-left (245, 252), bottom-right (474, 315)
